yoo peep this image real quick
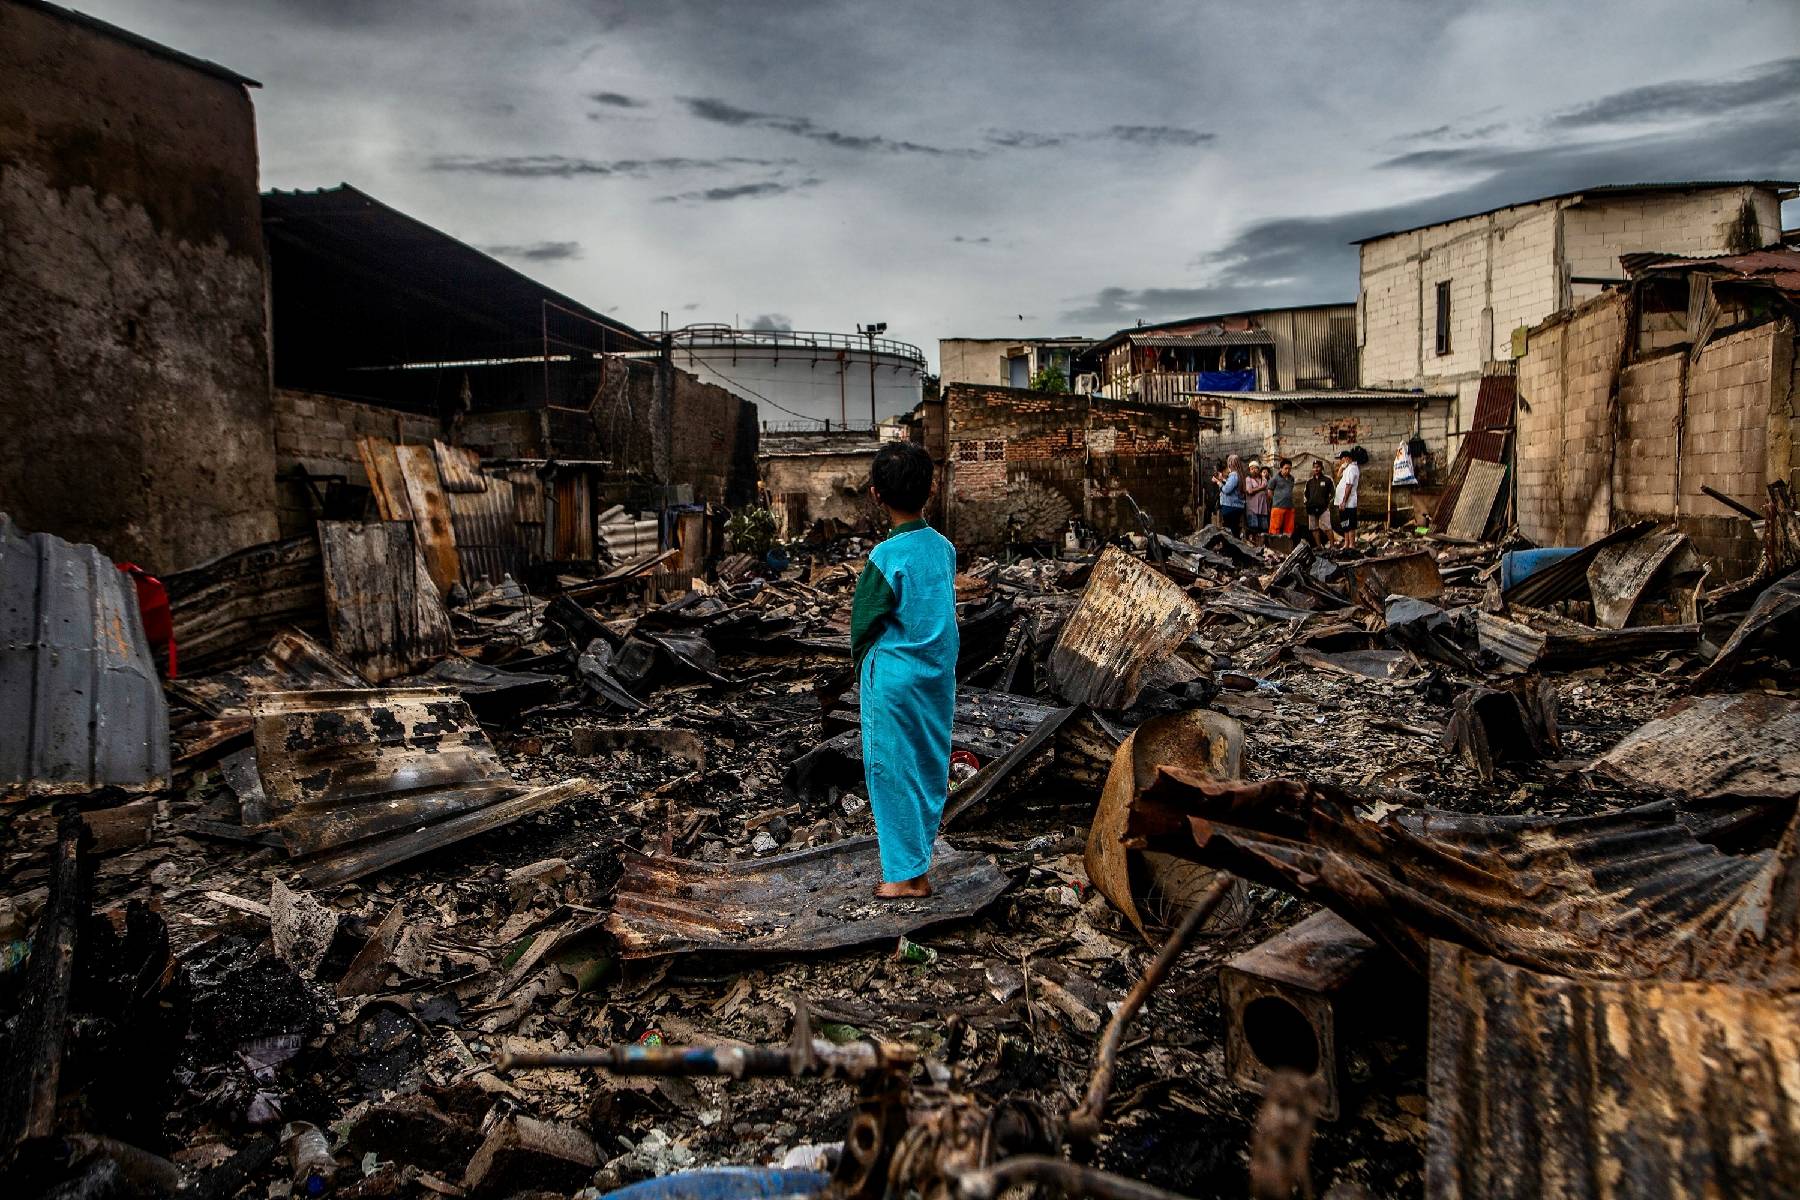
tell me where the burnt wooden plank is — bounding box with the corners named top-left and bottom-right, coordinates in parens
top-left (395, 443), bottom-right (461, 596)
top-left (317, 522), bottom-right (452, 683)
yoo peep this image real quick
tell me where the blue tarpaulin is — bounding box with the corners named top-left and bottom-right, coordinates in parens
top-left (1194, 371), bottom-right (1256, 392)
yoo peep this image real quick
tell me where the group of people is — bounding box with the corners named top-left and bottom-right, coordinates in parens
top-left (1211, 449), bottom-right (1363, 549)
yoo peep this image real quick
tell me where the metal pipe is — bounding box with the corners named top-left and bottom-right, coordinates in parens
top-left (954, 1156), bottom-right (1201, 1200)
top-left (497, 1039), bottom-right (905, 1080)
top-left (1066, 875), bottom-right (1234, 1140)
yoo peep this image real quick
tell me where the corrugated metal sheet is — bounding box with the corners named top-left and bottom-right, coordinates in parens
top-left (317, 521), bottom-right (452, 682)
top-left (252, 686), bottom-right (517, 855)
top-left (1047, 546), bottom-right (1200, 709)
top-left (1622, 246), bottom-right (1800, 293)
top-left (168, 628), bottom-right (365, 718)
top-left (432, 439), bottom-right (488, 494)
top-left (446, 474), bottom-right (527, 590)
top-left (502, 468), bottom-right (549, 562)
top-left (163, 534), bottom-right (326, 672)
top-left (1131, 331), bottom-right (1274, 348)
top-left (1126, 770), bottom-right (1799, 986)
top-left (1595, 692), bottom-right (1800, 803)
top-left (1432, 429), bottom-right (1510, 532)
top-left (0, 515), bottom-right (169, 795)
top-left (605, 836), bottom-right (1010, 958)
top-left (552, 472), bottom-right (593, 561)
top-left (1428, 941), bottom-right (1800, 1198)
top-left (1469, 373), bottom-right (1515, 431)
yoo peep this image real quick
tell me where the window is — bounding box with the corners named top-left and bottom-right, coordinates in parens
top-left (1435, 281), bottom-right (1452, 356)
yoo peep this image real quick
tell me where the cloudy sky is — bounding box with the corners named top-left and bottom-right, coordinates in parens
top-left (83, 0), bottom-right (1800, 368)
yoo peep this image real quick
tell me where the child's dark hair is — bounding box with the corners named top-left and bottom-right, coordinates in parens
top-left (871, 441), bottom-right (933, 513)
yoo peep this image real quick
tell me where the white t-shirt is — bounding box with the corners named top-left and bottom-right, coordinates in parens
top-left (1335, 461), bottom-right (1360, 509)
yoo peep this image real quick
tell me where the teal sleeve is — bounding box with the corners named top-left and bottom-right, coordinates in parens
top-left (850, 561), bottom-right (898, 671)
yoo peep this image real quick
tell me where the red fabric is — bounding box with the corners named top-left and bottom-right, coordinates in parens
top-left (116, 563), bottom-right (177, 677)
top-left (1269, 507), bottom-right (1296, 536)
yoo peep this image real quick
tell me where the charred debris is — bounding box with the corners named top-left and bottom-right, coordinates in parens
top-left (3, 468), bottom-right (1798, 1200)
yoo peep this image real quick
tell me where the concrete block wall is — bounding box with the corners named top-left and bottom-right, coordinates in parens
top-left (1515, 294), bottom-right (1628, 546)
top-left (1682, 325), bottom-right (1775, 515)
top-left (270, 388), bottom-right (438, 535)
top-left (1614, 354), bottom-right (1683, 517)
top-left (762, 450), bottom-right (879, 538)
top-left (1561, 187), bottom-right (1782, 282)
top-left (1088, 396), bottom-right (1199, 536)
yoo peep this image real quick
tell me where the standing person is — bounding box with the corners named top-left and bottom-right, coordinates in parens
top-left (1334, 449), bottom-right (1362, 549)
top-left (1218, 453), bottom-right (1246, 538)
top-left (850, 442), bottom-right (959, 898)
top-left (1268, 459), bottom-right (1296, 545)
top-left (1245, 461), bottom-right (1271, 546)
top-left (1202, 457), bottom-right (1226, 528)
top-left (1302, 460), bottom-right (1333, 547)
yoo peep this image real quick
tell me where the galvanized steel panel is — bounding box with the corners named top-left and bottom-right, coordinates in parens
top-left (0, 515), bottom-right (169, 794)
top-left (1047, 546), bottom-right (1200, 709)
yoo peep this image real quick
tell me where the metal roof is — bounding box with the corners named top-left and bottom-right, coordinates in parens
top-left (1129, 331), bottom-right (1274, 348)
top-left (1091, 302), bottom-right (1355, 355)
top-left (1353, 180), bottom-right (1799, 244)
top-left (0, 514), bottom-right (170, 795)
top-left (1621, 246), bottom-right (1800, 293)
top-left (1190, 388), bottom-right (1452, 405)
top-left (14, 0), bottom-right (260, 87)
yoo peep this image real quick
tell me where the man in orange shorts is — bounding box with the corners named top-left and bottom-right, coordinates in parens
top-left (1267, 458), bottom-right (1297, 542)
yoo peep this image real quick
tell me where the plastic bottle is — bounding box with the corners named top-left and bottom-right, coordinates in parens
top-left (284, 1122), bottom-right (336, 1197)
top-left (895, 937), bottom-right (937, 966)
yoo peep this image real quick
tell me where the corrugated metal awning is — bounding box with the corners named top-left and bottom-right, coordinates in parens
top-left (1131, 331), bottom-right (1274, 348)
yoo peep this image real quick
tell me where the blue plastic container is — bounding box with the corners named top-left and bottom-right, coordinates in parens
top-left (602, 1168), bottom-right (831, 1200)
top-left (1500, 547), bottom-right (1581, 592)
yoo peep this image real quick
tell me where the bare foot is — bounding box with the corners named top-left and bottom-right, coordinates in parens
top-left (874, 876), bottom-right (932, 899)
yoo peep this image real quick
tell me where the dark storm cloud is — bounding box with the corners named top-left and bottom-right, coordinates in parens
top-left (1392, 120), bottom-right (1506, 144)
top-left (1067, 107), bottom-right (1800, 328)
top-left (681, 96), bottom-right (964, 156)
top-left (1106, 125), bottom-right (1214, 148)
top-left (985, 129), bottom-right (1070, 149)
top-left (589, 91), bottom-right (646, 108)
top-left (952, 235), bottom-right (992, 244)
top-left (426, 154), bottom-right (791, 178)
top-left (1550, 55), bottom-right (1800, 128)
top-left (481, 240), bottom-right (582, 261)
top-left (655, 177), bottom-right (823, 203)
top-left (749, 313), bottom-right (792, 330)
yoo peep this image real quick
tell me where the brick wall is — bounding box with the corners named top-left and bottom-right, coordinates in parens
top-left (1515, 293), bottom-right (1628, 546)
top-left (1614, 353), bottom-right (1683, 517)
top-left (271, 388), bottom-right (439, 535)
top-left (943, 383), bottom-right (1196, 548)
top-left (762, 450), bottom-right (879, 539)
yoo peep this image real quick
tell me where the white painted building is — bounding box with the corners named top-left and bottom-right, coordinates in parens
top-left (1355, 181), bottom-right (1795, 437)
top-left (939, 336), bottom-right (1095, 390)
top-left (669, 325), bottom-right (926, 430)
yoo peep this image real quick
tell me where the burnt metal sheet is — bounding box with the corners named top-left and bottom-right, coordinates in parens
top-left (553, 472), bottom-right (594, 561)
top-left (357, 436), bottom-right (414, 522)
top-left (1588, 528), bottom-right (1704, 629)
top-left (252, 686), bottom-right (517, 855)
top-left (1123, 769), bottom-right (1799, 986)
top-left (163, 534), bottom-right (326, 672)
top-left (318, 521), bottom-right (453, 682)
top-left (1695, 568), bottom-right (1800, 689)
top-left (1430, 429), bottom-right (1509, 533)
top-left (605, 836), bottom-right (1010, 959)
top-left (168, 628), bottom-right (365, 718)
top-left (1049, 547), bottom-right (1200, 708)
top-left (1476, 609), bottom-right (1699, 669)
top-left (297, 777), bottom-right (594, 889)
top-left (1595, 692), bottom-right (1800, 803)
top-left (1500, 520), bottom-right (1658, 609)
top-left (394, 443), bottom-right (462, 595)
top-left (1345, 549), bottom-right (1442, 605)
top-left (446, 475), bottom-right (528, 591)
top-left (432, 440), bottom-right (488, 494)
top-left (1428, 941), bottom-right (1800, 1198)
top-left (0, 515), bottom-right (170, 795)
top-left (1205, 585), bottom-right (1319, 623)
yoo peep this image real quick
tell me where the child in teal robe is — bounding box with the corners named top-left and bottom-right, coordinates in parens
top-left (849, 442), bottom-right (958, 898)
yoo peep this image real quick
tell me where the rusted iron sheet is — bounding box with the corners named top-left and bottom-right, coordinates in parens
top-left (1694, 568), bottom-right (1800, 690)
top-left (1049, 547), bottom-right (1201, 709)
top-left (1595, 692), bottom-right (1800, 803)
top-left (1476, 609), bottom-right (1699, 669)
top-left (1588, 528), bottom-right (1704, 628)
top-left (1468, 372), bottom-right (1516, 432)
top-left (553, 472), bottom-right (593, 561)
top-left (1428, 941), bottom-right (1800, 1198)
top-left (0, 515), bottom-right (169, 796)
top-left (252, 686), bottom-right (517, 856)
top-left (1087, 709), bottom-right (1242, 939)
top-left (606, 837), bottom-right (1010, 958)
top-left (446, 475), bottom-right (527, 591)
top-left (357, 435), bottom-right (414, 521)
top-left (163, 534), bottom-right (326, 673)
top-left (1443, 459), bottom-right (1507, 541)
top-left (168, 628), bottom-right (365, 718)
top-left (297, 777), bottom-right (593, 889)
top-left (1124, 770), bottom-right (1798, 985)
top-left (395, 442), bottom-right (462, 595)
top-left (1345, 549), bottom-right (1442, 605)
top-left (432, 439), bottom-right (488, 494)
top-left (1499, 520), bottom-right (1657, 609)
top-left (318, 521), bottom-right (453, 682)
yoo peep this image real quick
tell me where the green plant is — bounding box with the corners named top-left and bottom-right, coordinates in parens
top-left (725, 506), bottom-right (777, 554)
top-left (1029, 365), bottom-right (1069, 393)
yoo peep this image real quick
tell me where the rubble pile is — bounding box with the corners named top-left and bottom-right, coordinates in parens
top-left (3, 483), bottom-right (1798, 1200)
